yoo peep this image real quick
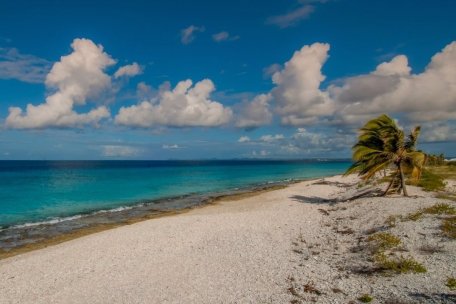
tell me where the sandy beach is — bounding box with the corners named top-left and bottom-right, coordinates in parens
top-left (1, 175), bottom-right (455, 303)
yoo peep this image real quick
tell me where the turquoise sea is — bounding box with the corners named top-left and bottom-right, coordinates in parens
top-left (0, 160), bottom-right (350, 250)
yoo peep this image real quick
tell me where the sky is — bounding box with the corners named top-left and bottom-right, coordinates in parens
top-left (0, 0), bottom-right (455, 160)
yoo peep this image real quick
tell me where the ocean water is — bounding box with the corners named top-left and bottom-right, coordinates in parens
top-left (0, 160), bottom-right (350, 250)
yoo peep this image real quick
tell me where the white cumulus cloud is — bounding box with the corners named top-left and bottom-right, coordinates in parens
top-left (330, 42), bottom-right (456, 124)
top-left (6, 38), bottom-right (115, 129)
top-left (114, 62), bottom-right (142, 78)
top-left (272, 42), bottom-right (334, 126)
top-left (373, 55), bottom-right (411, 76)
top-left (235, 94), bottom-right (273, 129)
top-left (264, 41), bottom-right (456, 128)
top-left (115, 79), bottom-right (233, 127)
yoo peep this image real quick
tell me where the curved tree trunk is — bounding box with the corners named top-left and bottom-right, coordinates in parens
top-left (399, 162), bottom-right (408, 196)
top-left (383, 170), bottom-right (398, 196)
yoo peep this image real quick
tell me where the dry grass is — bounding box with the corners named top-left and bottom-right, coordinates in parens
top-left (403, 203), bottom-right (456, 222)
top-left (446, 277), bottom-right (456, 290)
top-left (358, 294), bottom-right (373, 303)
top-left (437, 193), bottom-right (456, 202)
top-left (367, 232), bottom-right (401, 252)
top-left (410, 170), bottom-right (446, 192)
top-left (384, 215), bottom-right (400, 228)
top-left (374, 253), bottom-right (427, 274)
top-left (427, 165), bottom-right (456, 181)
top-left (303, 281), bottom-right (322, 295)
top-left (441, 216), bottom-right (456, 239)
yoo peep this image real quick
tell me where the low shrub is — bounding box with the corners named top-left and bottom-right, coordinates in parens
top-left (358, 294), bottom-right (373, 303)
top-left (367, 232), bottom-right (401, 251)
top-left (446, 277), bottom-right (456, 290)
top-left (374, 253), bottom-right (427, 274)
top-left (441, 216), bottom-right (456, 239)
top-left (411, 170), bottom-right (445, 192)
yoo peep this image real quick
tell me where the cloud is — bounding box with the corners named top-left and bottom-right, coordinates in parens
top-left (251, 150), bottom-right (270, 157)
top-left (212, 31), bottom-right (239, 42)
top-left (329, 41), bottom-right (456, 124)
top-left (419, 122), bottom-right (456, 143)
top-left (263, 63), bottom-right (282, 78)
top-left (162, 144), bottom-right (180, 149)
top-left (271, 42), bottom-right (334, 126)
top-left (264, 41), bottom-right (456, 128)
top-left (235, 94), bottom-right (273, 129)
top-left (115, 79), bottom-right (233, 128)
top-left (114, 62), bottom-right (142, 78)
top-left (0, 47), bottom-right (51, 83)
top-left (238, 127), bottom-right (353, 157)
top-left (287, 127), bottom-right (354, 154)
top-left (260, 134), bottom-right (285, 143)
top-left (266, 5), bottom-right (315, 28)
top-left (6, 38), bottom-right (115, 129)
top-left (181, 25), bottom-right (205, 45)
top-left (102, 145), bottom-right (140, 157)
top-left (238, 136), bottom-right (250, 143)
top-left (373, 55), bottom-right (411, 76)
top-left (136, 81), bottom-right (155, 100)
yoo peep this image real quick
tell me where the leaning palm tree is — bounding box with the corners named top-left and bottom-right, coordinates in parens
top-left (345, 114), bottom-right (426, 196)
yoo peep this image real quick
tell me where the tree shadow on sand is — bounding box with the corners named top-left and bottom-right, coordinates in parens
top-left (290, 195), bottom-right (337, 204)
top-left (290, 188), bottom-right (384, 205)
top-left (312, 180), bottom-right (356, 188)
top-left (408, 292), bottom-right (456, 303)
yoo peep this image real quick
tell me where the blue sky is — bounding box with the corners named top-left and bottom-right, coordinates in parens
top-left (1, 0), bottom-right (455, 160)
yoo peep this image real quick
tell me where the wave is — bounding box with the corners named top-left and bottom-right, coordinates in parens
top-left (0, 178), bottom-right (301, 250)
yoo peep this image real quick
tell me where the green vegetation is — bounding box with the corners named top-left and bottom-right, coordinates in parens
top-left (422, 203), bottom-right (456, 215)
top-left (403, 203), bottom-right (456, 222)
top-left (441, 216), bottom-right (456, 239)
top-left (426, 153), bottom-right (446, 166)
top-left (367, 232), bottom-right (401, 251)
top-left (446, 277), bottom-right (456, 290)
top-left (345, 114), bottom-right (426, 196)
top-left (384, 215), bottom-right (400, 228)
top-left (366, 232), bottom-right (427, 274)
top-left (404, 211), bottom-right (424, 221)
top-left (437, 193), bottom-right (456, 202)
top-left (409, 169), bottom-right (446, 192)
top-left (427, 164), bottom-right (456, 180)
top-left (374, 253), bottom-right (427, 274)
top-left (358, 294), bottom-right (373, 303)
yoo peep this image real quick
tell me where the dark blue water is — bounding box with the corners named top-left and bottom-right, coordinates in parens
top-left (0, 160), bottom-right (350, 229)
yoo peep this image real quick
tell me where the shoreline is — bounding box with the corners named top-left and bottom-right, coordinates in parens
top-left (0, 179), bottom-right (299, 260)
top-left (0, 174), bottom-right (455, 303)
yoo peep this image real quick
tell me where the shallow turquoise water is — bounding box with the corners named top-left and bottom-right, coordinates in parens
top-left (0, 160), bottom-right (350, 228)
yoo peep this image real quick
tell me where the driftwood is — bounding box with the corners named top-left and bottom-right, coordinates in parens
top-left (341, 188), bottom-right (384, 202)
top-left (313, 180), bottom-right (355, 188)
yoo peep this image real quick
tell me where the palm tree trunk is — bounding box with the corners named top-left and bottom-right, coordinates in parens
top-left (399, 162), bottom-right (408, 197)
top-left (383, 170), bottom-right (398, 196)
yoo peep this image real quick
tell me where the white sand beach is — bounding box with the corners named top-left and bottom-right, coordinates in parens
top-left (1, 175), bottom-right (455, 303)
